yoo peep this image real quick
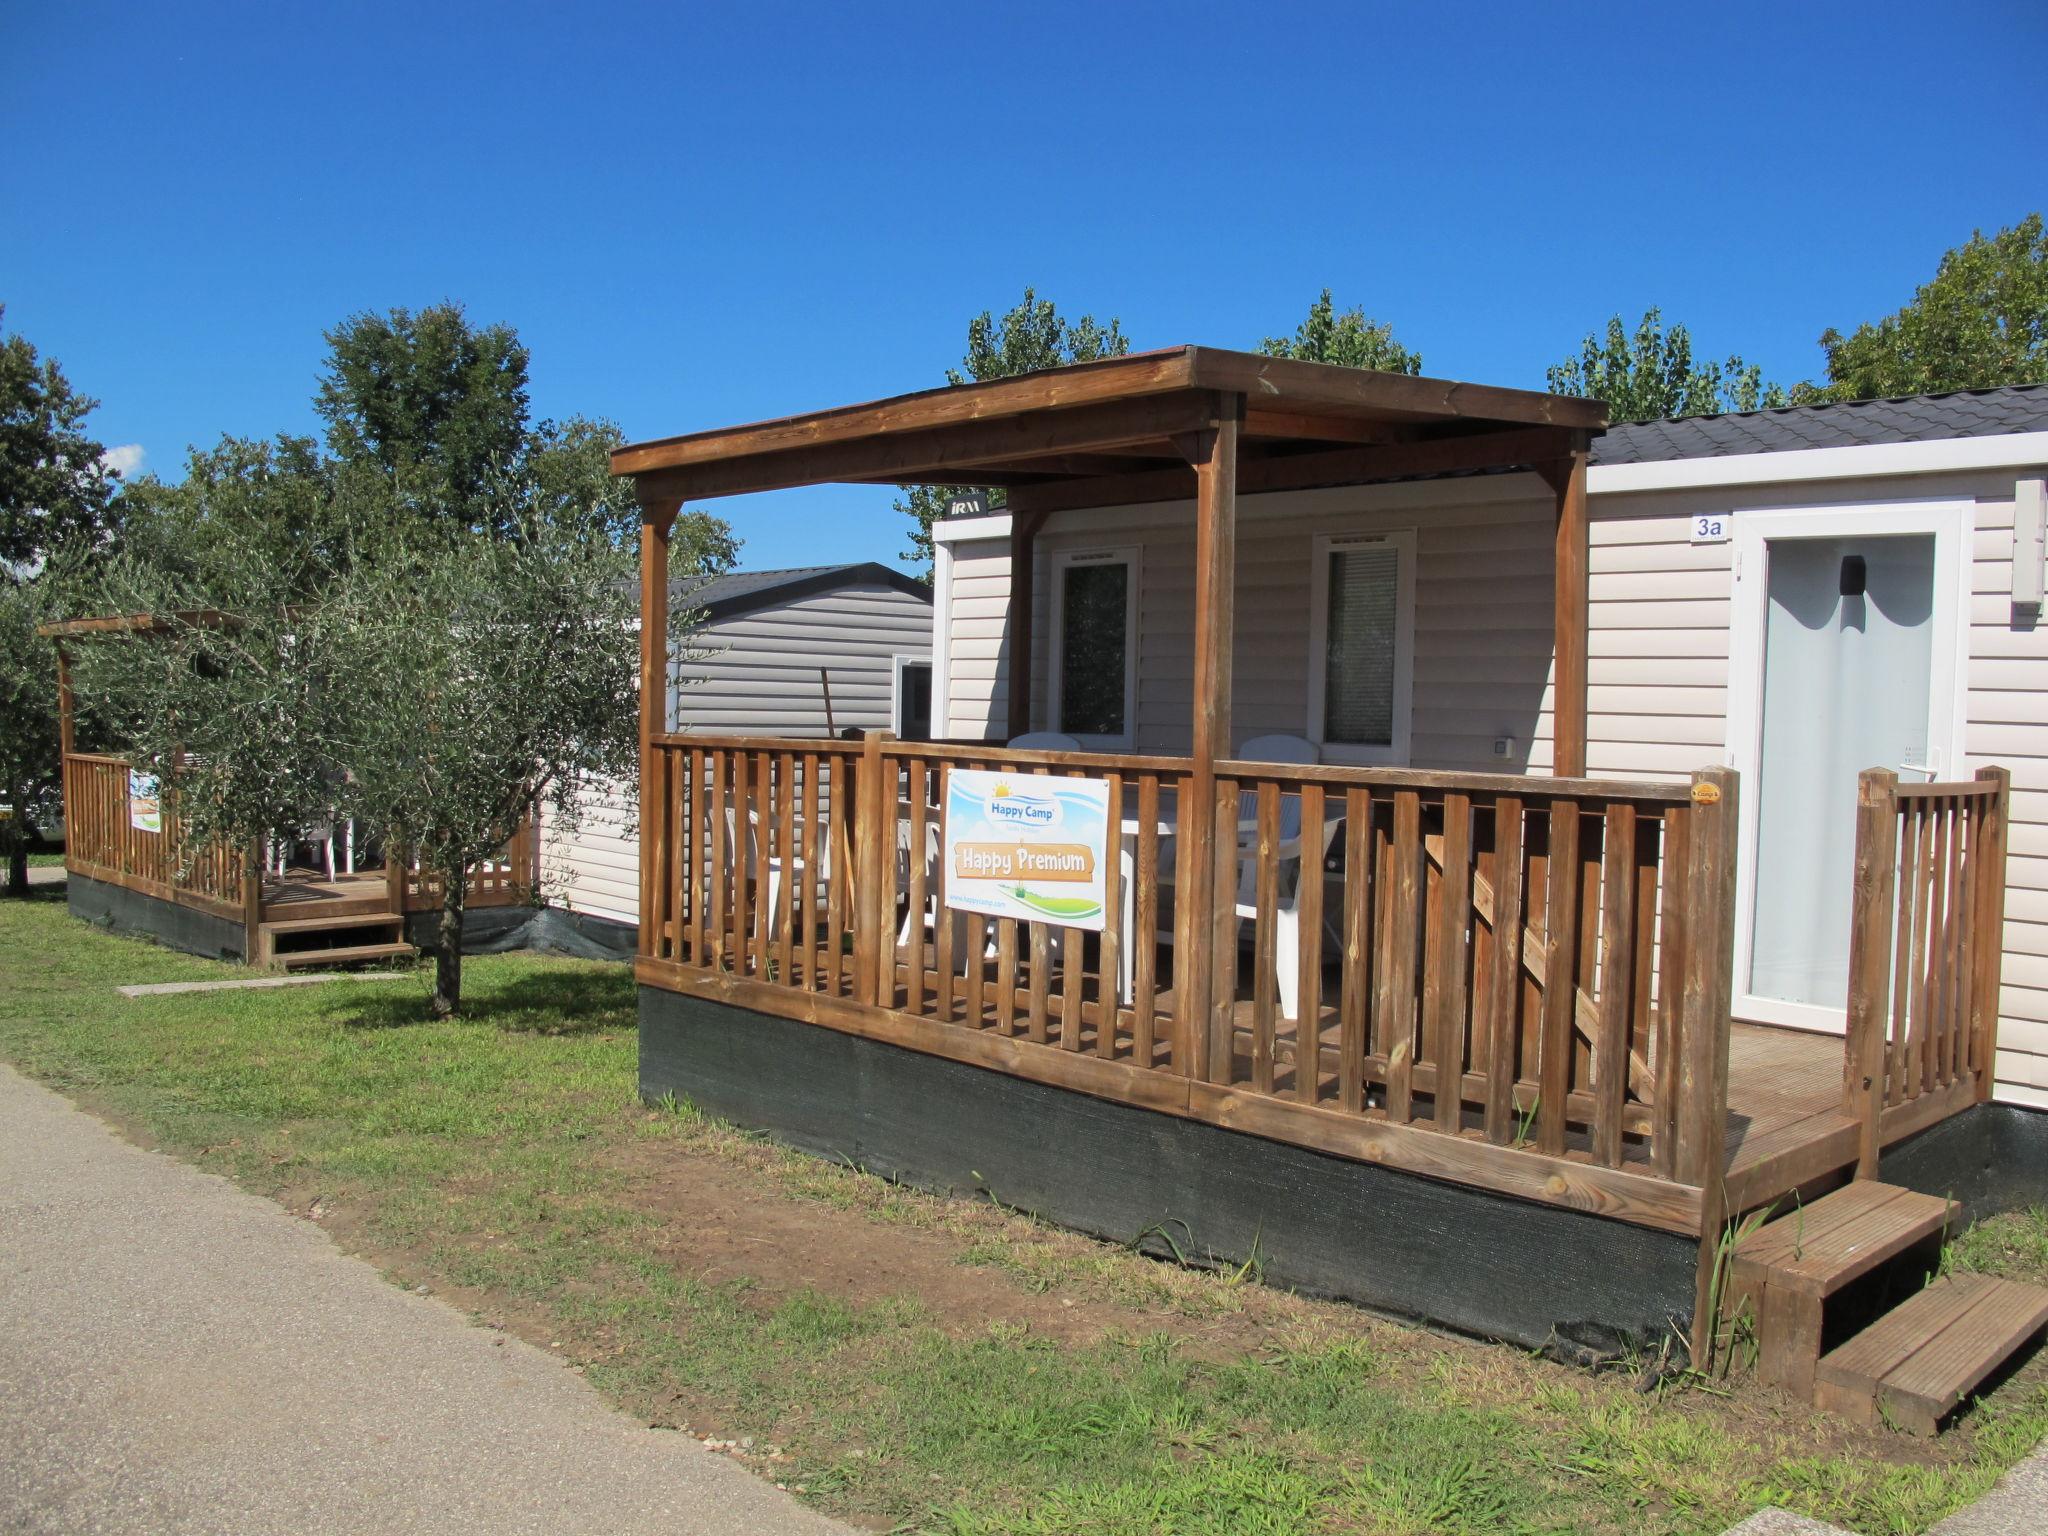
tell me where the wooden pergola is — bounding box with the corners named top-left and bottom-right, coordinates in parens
top-left (620, 348), bottom-right (1606, 1046)
top-left (619, 347), bottom-right (1604, 768)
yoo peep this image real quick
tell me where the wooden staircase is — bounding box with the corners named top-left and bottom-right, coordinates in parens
top-left (1731, 1181), bottom-right (2048, 1434)
top-left (256, 911), bottom-right (416, 970)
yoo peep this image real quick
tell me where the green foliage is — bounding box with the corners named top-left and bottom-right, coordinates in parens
top-left (1547, 308), bottom-right (1790, 422)
top-left (59, 302), bottom-right (734, 1013)
top-left (0, 577), bottom-right (62, 893)
top-left (896, 288), bottom-right (1130, 571)
top-left (1259, 289), bottom-right (1422, 374)
top-left (316, 302), bottom-right (531, 514)
top-left (1819, 213), bottom-right (2048, 399)
top-left (0, 306), bottom-right (117, 571)
top-left (319, 498), bottom-right (652, 1015)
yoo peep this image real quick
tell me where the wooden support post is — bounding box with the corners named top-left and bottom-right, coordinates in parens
top-left (639, 501), bottom-right (676, 960)
top-left (1843, 768), bottom-right (1900, 1176)
top-left (1543, 445), bottom-right (1591, 779)
top-left (1181, 393), bottom-right (1241, 1081)
top-left (1970, 766), bottom-right (2010, 1103)
top-left (1006, 511), bottom-right (1047, 741)
top-left (854, 730), bottom-right (895, 1006)
top-left (1677, 765), bottom-right (1739, 1371)
top-left (54, 641), bottom-right (76, 757)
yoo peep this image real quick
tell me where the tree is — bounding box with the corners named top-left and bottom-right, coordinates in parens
top-left (63, 439), bottom-right (357, 873)
top-left (0, 305), bottom-right (118, 571)
top-left (1260, 289), bottom-right (1422, 374)
top-left (0, 576), bottom-right (61, 895)
top-left (1818, 213), bottom-right (2048, 399)
top-left (315, 303), bottom-right (531, 517)
top-left (320, 497), bottom-right (657, 1017)
top-left (1547, 308), bottom-right (1788, 422)
top-left (895, 288), bottom-right (1130, 571)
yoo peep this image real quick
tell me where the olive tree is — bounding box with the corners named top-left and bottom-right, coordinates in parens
top-left (319, 475), bottom-right (683, 1017)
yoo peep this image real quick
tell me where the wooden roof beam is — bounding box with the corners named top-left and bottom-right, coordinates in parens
top-left (1187, 348), bottom-right (1608, 432)
top-left (633, 390), bottom-right (1228, 504)
top-left (1005, 424), bottom-right (1584, 516)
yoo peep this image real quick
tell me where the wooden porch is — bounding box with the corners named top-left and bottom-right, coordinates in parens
top-left (616, 348), bottom-right (2014, 1371)
top-left (54, 747), bottom-right (537, 966)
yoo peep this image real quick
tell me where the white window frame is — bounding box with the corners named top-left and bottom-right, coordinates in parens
top-left (1046, 545), bottom-right (1140, 749)
top-left (1305, 529), bottom-right (1416, 766)
top-left (891, 653), bottom-right (934, 739)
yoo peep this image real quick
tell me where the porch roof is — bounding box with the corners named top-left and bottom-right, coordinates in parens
top-left (612, 346), bottom-right (1607, 510)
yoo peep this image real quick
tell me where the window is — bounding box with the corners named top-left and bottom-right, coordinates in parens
top-left (1307, 531), bottom-right (1414, 763)
top-left (1048, 548), bottom-right (1137, 745)
top-left (893, 657), bottom-right (933, 740)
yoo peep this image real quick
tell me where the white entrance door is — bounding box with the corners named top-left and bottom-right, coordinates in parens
top-left (1728, 502), bottom-right (1969, 1033)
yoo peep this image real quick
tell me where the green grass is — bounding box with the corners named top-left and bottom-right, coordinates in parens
top-left (2, 890), bottom-right (2044, 1535)
top-left (26, 851), bottom-right (65, 868)
top-left (1948, 1208), bottom-right (2048, 1287)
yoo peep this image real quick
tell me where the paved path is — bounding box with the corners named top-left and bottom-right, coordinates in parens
top-left (0, 1062), bottom-right (849, 1536)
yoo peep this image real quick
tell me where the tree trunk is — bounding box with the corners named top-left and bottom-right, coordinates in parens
top-left (3, 775), bottom-right (28, 898)
top-left (429, 867), bottom-right (465, 1018)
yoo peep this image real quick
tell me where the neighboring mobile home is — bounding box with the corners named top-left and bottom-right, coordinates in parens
top-left (539, 563), bottom-right (933, 943)
top-left (930, 383), bottom-right (2048, 1109)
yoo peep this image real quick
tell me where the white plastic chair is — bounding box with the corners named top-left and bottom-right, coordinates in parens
top-left (1007, 731), bottom-right (1081, 751)
top-left (1230, 734), bottom-right (1326, 1020)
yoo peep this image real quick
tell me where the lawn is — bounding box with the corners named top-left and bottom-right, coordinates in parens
top-left (2, 889), bottom-right (2044, 1535)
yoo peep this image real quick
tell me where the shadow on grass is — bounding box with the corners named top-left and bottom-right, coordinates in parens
top-left (330, 961), bottom-right (635, 1036)
top-left (2, 885), bottom-right (69, 906)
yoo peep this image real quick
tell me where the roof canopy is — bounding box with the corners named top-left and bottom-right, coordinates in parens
top-left (614, 346), bottom-right (1606, 516)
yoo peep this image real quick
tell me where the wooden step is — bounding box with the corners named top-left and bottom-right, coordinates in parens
top-left (1733, 1182), bottom-right (1958, 1298)
top-left (261, 895), bottom-right (395, 921)
top-left (276, 942), bottom-right (417, 970)
top-left (1814, 1273), bottom-right (2048, 1434)
top-left (1729, 1181), bottom-right (1960, 1399)
top-left (261, 912), bottom-right (404, 937)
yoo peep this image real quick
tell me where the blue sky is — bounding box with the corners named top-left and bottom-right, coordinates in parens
top-left (5, 2), bottom-right (2044, 570)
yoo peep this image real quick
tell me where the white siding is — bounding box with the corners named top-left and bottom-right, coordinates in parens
top-left (538, 776), bottom-right (638, 926)
top-left (945, 537), bottom-right (1015, 739)
top-left (541, 580), bottom-right (933, 928)
top-left (935, 460), bottom-right (2048, 1106)
top-left (942, 479), bottom-right (1559, 771)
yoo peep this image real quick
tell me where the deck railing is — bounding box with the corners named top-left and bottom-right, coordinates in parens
top-left (638, 731), bottom-right (1742, 1231)
top-left (1844, 766), bottom-right (2010, 1173)
top-left (60, 749), bottom-right (540, 933)
top-left (61, 751), bottom-right (247, 917)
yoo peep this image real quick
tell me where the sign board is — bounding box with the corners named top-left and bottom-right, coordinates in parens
top-left (944, 491), bottom-right (990, 520)
top-left (942, 768), bottom-right (1109, 931)
top-left (128, 770), bottom-right (161, 834)
top-left (1690, 512), bottom-right (1732, 545)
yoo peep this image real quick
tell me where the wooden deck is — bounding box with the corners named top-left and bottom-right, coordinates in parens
top-left (870, 959), bottom-right (1865, 1216)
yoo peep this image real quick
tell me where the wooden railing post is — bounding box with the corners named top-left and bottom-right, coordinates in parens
top-left (1970, 766), bottom-right (2011, 1102)
top-left (1677, 765), bottom-right (1738, 1371)
top-left (853, 730), bottom-right (894, 1006)
top-left (1843, 768), bottom-right (1900, 1175)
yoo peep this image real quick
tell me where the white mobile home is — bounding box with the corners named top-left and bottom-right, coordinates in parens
top-left (931, 385), bottom-right (2048, 1107)
top-left (542, 563), bottom-right (932, 939)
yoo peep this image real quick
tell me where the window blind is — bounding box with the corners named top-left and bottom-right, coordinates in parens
top-left (1323, 544), bottom-right (1399, 746)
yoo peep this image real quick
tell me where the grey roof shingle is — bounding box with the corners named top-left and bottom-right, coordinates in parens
top-left (1592, 384), bottom-right (2048, 466)
top-left (670, 562), bottom-right (929, 621)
